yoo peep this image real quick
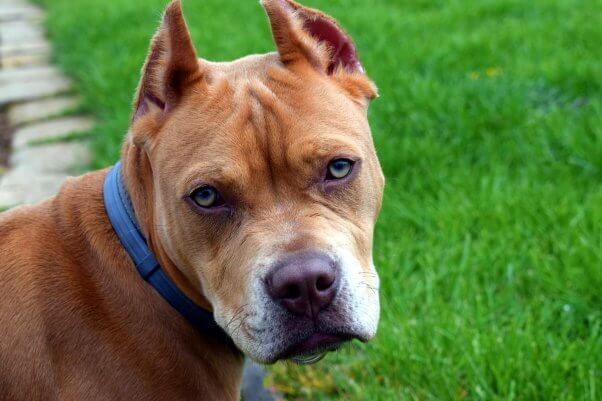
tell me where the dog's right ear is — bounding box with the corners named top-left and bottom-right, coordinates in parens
top-left (131, 0), bottom-right (202, 143)
top-left (261, 0), bottom-right (377, 104)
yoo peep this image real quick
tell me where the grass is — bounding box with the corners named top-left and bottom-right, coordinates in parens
top-left (34, 0), bottom-right (601, 400)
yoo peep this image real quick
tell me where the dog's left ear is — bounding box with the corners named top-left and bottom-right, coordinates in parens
top-left (131, 0), bottom-right (202, 134)
top-left (261, 0), bottom-right (377, 103)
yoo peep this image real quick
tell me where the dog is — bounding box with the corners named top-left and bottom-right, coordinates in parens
top-left (0, 0), bottom-right (384, 399)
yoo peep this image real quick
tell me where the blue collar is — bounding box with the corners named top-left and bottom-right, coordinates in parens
top-left (103, 162), bottom-right (233, 347)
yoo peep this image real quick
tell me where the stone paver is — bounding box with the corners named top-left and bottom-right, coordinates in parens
top-left (0, 4), bottom-right (43, 23)
top-left (8, 96), bottom-right (80, 125)
top-left (1, 51), bottom-right (49, 68)
top-left (0, 20), bottom-right (43, 44)
top-left (0, 0), bottom-right (29, 6)
top-left (0, 73), bottom-right (71, 105)
top-left (9, 141), bottom-right (90, 174)
top-left (12, 117), bottom-right (93, 148)
top-left (0, 0), bottom-right (85, 207)
top-left (1, 40), bottom-right (49, 58)
top-left (0, 170), bottom-right (69, 207)
top-left (0, 65), bottom-right (60, 83)
top-left (0, 11), bottom-right (46, 68)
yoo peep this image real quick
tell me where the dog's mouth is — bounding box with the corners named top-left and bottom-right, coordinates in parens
top-left (277, 332), bottom-right (354, 364)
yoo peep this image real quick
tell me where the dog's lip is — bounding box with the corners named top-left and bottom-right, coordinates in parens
top-left (278, 332), bottom-right (353, 361)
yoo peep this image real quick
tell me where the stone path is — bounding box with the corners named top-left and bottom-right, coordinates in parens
top-left (0, 0), bottom-right (91, 209)
top-left (0, 2), bottom-right (281, 400)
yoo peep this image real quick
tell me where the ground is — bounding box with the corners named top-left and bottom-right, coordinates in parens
top-left (35, 0), bottom-right (601, 400)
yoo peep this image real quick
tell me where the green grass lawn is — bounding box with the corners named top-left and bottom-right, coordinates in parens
top-left (35, 0), bottom-right (601, 399)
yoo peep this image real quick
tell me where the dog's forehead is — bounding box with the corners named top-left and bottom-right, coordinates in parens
top-left (158, 53), bottom-right (371, 184)
top-left (198, 53), bottom-right (367, 125)
top-left (201, 53), bottom-right (281, 81)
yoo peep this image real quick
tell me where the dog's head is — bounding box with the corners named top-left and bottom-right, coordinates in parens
top-left (123, 0), bottom-right (384, 364)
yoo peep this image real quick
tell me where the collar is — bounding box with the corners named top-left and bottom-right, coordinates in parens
top-left (103, 161), bottom-right (234, 347)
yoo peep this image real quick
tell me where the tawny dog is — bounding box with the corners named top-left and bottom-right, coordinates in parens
top-left (0, 0), bottom-right (384, 399)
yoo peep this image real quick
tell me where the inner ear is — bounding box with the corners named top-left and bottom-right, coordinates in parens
top-left (262, 0), bottom-right (365, 76)
top-left (283, 0), bottom-right (364, 75)
top-left (303, 17), bottom-right (363, 74)
top-left (134, 46), bottom-right (167, 121)
top-left (132, 0), bottom-right (201, 124)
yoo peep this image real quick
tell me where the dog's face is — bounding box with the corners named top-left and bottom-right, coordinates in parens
top-left (128, 0), bottom-right (383, 363)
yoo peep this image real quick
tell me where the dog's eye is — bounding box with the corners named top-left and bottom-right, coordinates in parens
top-left (191, 186), bottom-right (224, 208)
top-left (326, 159), bottom-right (354, 180)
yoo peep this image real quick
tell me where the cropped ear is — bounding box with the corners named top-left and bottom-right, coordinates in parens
top-left (261, 0), bottom-right (376, 101)
top-left (132, 0), bottom-right (202, 125)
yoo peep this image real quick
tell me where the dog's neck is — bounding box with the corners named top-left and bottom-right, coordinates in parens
top-left (121, 141), bottom-right (213, 311)
top-left (41, 164), bottom-right (245, 399)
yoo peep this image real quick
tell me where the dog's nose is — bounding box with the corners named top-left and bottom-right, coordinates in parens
top-left (267, 252), bottom-right (339, 319)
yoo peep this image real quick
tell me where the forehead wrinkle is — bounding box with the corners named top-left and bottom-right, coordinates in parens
top-left (200, 77), bottom-right (234, 117)
top-left (266, 64), bottom-right (305, 89)
top-left (225, 78), bottom-right (292, 199)
top-left (199, 79), bottom-right (280, 206)
top-left (249, 79), bottom-right (295, 131)
top-left (239, 79), bottom-right (364, 194)
top-left (248, 79), bottom-right (301, 178)
top-left (226, 79), bottom-right (253, 128)
top-left (225, 80), bottom-right (271, 177)
top-left (248, 82), bottom-right (268, 137)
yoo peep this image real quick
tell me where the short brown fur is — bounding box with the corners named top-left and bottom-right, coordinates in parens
top-left (0, 0), bottom-right (383, 399)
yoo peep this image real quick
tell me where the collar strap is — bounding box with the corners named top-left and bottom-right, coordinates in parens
top-left (103, 162), bottom-right (233, 347)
